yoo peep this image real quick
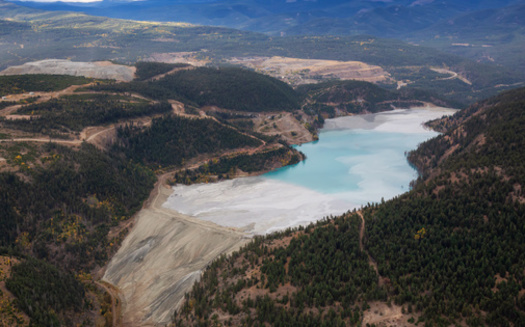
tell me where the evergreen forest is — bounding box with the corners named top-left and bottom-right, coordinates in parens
top-left (174, 87), bottom-right (525, 326)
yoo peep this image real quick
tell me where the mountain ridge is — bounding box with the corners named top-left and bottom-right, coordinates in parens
top-left (7, 0), bottom-right (524, 72)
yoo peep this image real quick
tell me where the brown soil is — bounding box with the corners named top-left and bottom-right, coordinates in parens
top-left (363, 301), bottom-right (418, 327)
top-left (227, 56), bottom-right (392, 86)
top-left (95, 281), bottom-right (124, 327)
top-left (254, 112), bottom-right (314, 145)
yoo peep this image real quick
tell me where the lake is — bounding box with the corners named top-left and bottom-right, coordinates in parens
top-left (163, 107), bottom-right (456, 235)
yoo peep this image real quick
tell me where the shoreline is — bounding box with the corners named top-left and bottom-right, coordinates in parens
top-left (102, 104), bottom-right (457, 326)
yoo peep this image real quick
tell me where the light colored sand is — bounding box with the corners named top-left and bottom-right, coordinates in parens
top-left (0, 59), bottom-right (136, 82)
top-left (429, 67), bottom-right (472, 85)
top-left (146, 52), bottom-right (209, 67)
top-left (103, 182), bottom-right (248, 326)
top-left (165, 177), bottom-right (354, 235)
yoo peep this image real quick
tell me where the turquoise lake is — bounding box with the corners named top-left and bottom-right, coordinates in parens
top-left (166, 108), bottom-right (457, 234)
top-left (264, 129), bottom-right (432, 196)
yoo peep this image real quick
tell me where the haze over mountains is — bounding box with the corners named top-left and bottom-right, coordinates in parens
top-left (10, 0), bottom-right (522, 36)
top-left (7, 0), bottom-right (525, 72)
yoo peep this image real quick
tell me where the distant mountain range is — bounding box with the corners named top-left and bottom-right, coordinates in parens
top-left (6, 0), bottom-right (525, 72)
top-left (1, 0), bottom-right (524, 107)
top-left (8, 0), bottom-right (521, 33)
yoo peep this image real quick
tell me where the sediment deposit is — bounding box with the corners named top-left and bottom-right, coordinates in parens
top-left (103, 180), bottom-right (248, 326)
top-left (0, 59), bottom-right (136, 82)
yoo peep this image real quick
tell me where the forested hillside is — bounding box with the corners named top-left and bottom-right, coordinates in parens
top-left (92, 66), bottom-right (300, 112)
top-left (4, 94), bottom-right (171, 137)
top-left (0, 74), bottom-right (92, 95)
top-left (0, 142), bottom-right (155, 325)
top-left (298, 80), bottom-right (459, 118)
top-left (114, 115), bottom-right (263, 167)
top-left (0, 143), bottom-right (156, 269)
top-left (0, 67), bottom-right (306, 325)
top-left (174, 87), bottom-right (525, 326)
top-left (365, 87), bottom-right (525, 326)
top-left (133, 62), bottom-right (190, 81)
top-left (6, 258), bottom-right (87, 326)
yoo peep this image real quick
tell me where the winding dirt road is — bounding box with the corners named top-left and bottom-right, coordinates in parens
top-left (358, 211), bottom-right (379, 276)
top-left (96, 281), bottom-right (123, 327)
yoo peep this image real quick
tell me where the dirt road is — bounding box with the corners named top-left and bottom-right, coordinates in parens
top-left (96, 281), bottom-right (124, 327)
top-left (430, 67), bottom-right (472, 85)
top-left (358, 211), bottom-right (379, 276)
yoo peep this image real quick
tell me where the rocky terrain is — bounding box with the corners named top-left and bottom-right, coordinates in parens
top-left (0, 59), bottom-right (136, 82)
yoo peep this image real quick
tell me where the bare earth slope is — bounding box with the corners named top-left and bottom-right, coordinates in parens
top-left (227, 56), bottom-right (392, 85)
top-left (0, 59), bottom-right (136, 82)
top-left (102, 175), bottom-right (249, 326)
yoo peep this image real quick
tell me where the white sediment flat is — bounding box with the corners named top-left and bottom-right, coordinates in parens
top-left (164, 177), bottom-right (355, 235)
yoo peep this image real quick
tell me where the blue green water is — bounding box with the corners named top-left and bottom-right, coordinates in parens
top-left (264, 125), bottom-right (437, 202)
top-left (166, 109), bottom-right (454, 234)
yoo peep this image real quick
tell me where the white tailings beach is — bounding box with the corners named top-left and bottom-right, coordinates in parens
top-left (104, 106), bottom-right (456, 326)
top-left (165, 178), bottom-right (354, 235)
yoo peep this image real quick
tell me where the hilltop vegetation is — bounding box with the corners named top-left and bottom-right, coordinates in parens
top-left (0, 74), bottom-right (93, 96)
top-left (171, 146), bottom-right (301, 185)
top-left (4, 94), bottom-right (171, 137)
top-left (92, 66), bottom-right (300, 112)
top-left (298, 80), bottom-right (460, 117)
top-left (115, 115), bottom-right (263, 168)
top-left (174, 87), bottom-right (525, 326)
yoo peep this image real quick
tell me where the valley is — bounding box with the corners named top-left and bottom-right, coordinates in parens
top-left (0, 60), bottom-right (460, 326)
top-left (1, 1), bottom-right (525, 326)
top-left (0, 65), bottom-right (313, 326)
